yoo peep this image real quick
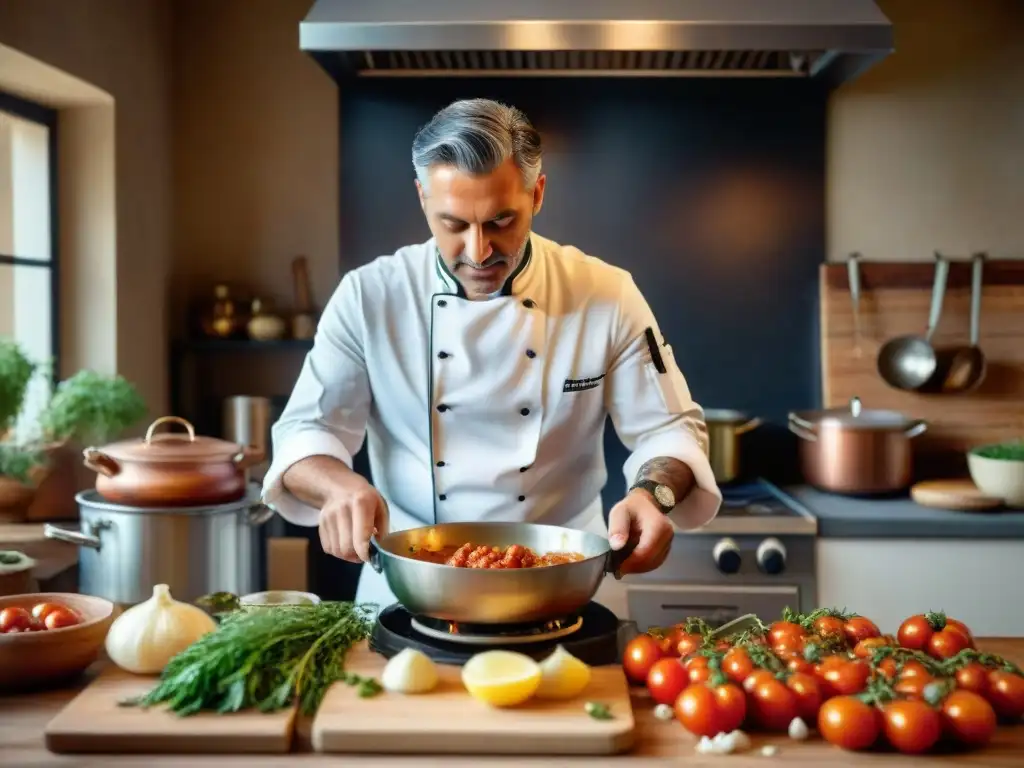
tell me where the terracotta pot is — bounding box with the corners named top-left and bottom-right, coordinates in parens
top-left (82, 416), bottom-right (265, 507)
top-left (788, 397), bottom-right (928, 495)
top-left (0, 551), bottom-right (36, 596)
top-left (0, 477), bottom-right (36, 523)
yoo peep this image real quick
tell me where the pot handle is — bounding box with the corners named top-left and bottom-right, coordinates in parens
top-left (245, 504), bottom-right (275, 526)
top-left (734, 417), bottom-right (763, 436)
top-left (787, 413), bottom-right (819, 442)
top-left (82, 448), bottom-right (121, 477)
top-left (367, 537), bottom-right (383, 573)
top-left (905, 420), bottom-right (928, 438)
top-left (145, 416), bottom-right (196, 443)
top-left (605, 533), bottom-right (641, 580)
top-left (43, 521), bottom-right (108, 550)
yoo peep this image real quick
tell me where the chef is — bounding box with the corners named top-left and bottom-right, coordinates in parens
top-left (262, 98), bottom-right (722, 612)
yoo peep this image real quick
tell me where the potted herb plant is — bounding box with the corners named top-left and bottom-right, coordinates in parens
top-left (0, 339), bottom-right (148, 522)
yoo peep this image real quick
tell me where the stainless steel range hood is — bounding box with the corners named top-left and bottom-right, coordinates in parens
top-left (300, 0), bottom-right (893, 87)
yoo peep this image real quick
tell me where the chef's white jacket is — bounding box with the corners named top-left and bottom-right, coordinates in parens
top-left (263, 232), bottom-right (722, 609)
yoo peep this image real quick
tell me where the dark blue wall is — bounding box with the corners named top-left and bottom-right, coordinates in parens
top-left (338, 78), bottom-right (825, 505)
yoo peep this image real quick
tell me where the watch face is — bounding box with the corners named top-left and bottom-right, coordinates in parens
top-left (654, 484), bottom-right (675, 508)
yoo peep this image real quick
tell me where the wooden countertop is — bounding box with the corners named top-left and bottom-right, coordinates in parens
top-left (3, 639), bottom-right (1024, 766)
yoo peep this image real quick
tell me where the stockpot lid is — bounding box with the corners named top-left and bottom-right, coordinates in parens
top-left (791, 397), bottom-right (918, 430)
top-left (90, 416), bottom-right (245, 463)
top-left (703, 409), bottom-right (753, 424)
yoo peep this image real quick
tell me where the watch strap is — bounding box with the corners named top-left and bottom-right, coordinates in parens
top-left (630, 479), bottom-right (674, 513)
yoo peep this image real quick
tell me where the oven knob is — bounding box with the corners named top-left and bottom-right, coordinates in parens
top-left (712, 537), bottom-right (741, 574)
top-left (757, 537), bottom-right (787, 575)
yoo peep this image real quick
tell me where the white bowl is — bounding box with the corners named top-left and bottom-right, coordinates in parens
top-left (967, 443), bottom-right (1024, 508)
top-left (239, 590), bottom-right (321, 609)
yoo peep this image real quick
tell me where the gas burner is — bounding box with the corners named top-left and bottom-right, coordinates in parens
top-left (370, 602), bottom-right (624, 666)
top-left (410, 614), bottom-right (584, 646)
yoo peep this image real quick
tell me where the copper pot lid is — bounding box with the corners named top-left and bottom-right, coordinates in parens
top-left (90, 416), bottom-right (244, 463)
top-left (793, 397), bottom-right (918, 430)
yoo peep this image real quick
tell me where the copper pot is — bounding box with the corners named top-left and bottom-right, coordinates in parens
top-left (82, 416), bottom-right (265, 507)
top-left (788, 397), bottom-right (927, 495)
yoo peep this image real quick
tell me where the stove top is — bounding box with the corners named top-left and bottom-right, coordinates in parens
top-left (685, 479), bottom-right (817, 535)
top-left (370, 602), bottom-right (627, 666)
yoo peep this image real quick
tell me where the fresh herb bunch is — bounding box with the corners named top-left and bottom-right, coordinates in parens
top-left (0, 443), bottom-right (45, 484)
top-left (0, 340), bottom-right (36, 435)
top-left (124, 601), bottom-right (376, 716)
top-left (40, 369), bottom-right (148, 445)
top-left (971, 440), bottom-right (1024, 462)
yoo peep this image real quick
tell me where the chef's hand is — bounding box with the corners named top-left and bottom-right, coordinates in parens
top-left (607, 489), bottom-right (674, 575)
top-left (318, 475), bottom-right (389, 564)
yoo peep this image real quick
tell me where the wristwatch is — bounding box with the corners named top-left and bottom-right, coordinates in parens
top-left (630, 479), bottom-right (676, 513)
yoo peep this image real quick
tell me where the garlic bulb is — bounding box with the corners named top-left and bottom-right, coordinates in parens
top-left (105, 584), bottom-right (217, 674)
top-left (381, 648), bottom-right (439, 694)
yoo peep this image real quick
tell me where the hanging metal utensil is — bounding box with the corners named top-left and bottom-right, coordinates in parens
top-left (942, 252), bottom-right (988, 393)
top-left (847, 252), bottom-right (863, 358)
top-left (876, 253), bottom-right (949, 391)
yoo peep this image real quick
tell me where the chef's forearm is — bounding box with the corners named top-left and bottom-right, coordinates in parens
top-left (282, 455), bottom-right (367, 509)
top-left (635, 456), bottom-right (697, 501)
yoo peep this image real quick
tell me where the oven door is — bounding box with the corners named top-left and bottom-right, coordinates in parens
top-left (625, 583), bottom-right (802, 631)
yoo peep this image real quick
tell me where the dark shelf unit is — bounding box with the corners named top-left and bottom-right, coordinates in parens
top-left (172, 337), bottom-right (314, 353)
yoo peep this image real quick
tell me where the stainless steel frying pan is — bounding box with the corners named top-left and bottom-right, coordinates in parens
top-left (367, 521), bottom-right (635, 624)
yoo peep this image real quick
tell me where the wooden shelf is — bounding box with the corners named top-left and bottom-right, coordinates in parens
top-left (172, 338), bottom-right (313, 353)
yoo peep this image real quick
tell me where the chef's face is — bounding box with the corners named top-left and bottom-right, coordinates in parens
top-left (417, 158), bottom-right (546, 300)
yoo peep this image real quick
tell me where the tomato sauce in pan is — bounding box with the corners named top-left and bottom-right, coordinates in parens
top-left (405, 543), bottom-right (586, 569)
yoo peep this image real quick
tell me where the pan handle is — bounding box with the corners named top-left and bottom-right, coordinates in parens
top-left (367, 537), bottom-right (383, 573)
top-left (787, 413), bottom-right (818, 442)
top-left (924, 254), bottom-right (950, 342)
top-left (605, 533), bottom-right (641, 580)
top-left (969, 252), bottom-right (985, 347)
top-left (905, 420), bottom-right (928, 439)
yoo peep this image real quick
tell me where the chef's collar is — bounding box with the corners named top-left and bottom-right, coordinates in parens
top-left (434, 237), bottom-right (534, 299)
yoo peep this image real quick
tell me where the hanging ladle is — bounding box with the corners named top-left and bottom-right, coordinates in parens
top-left (876, 254), bottom-right (950, 391)
top-left (939, 252), bottom-right (988, 393)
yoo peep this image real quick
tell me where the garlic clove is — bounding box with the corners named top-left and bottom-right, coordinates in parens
top-left (381, 648), bottom-right (439, 694)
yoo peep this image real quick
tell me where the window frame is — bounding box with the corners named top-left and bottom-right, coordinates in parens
top-left (0, 89), bottom-right (60, 383)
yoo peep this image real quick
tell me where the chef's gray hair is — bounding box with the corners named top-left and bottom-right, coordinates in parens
top-left (412, 99), bottom-right (542, 192)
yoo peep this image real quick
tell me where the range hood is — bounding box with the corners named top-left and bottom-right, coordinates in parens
top-left (299, 0), bottom-right (894, 88)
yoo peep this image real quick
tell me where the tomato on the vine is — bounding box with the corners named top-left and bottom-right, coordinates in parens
top-left (684, 655), bottom-right (711, 685)
top-left (820, 659), bottom-right (870, 697)
top-left (812, 615), bottom-right (846, 639)
top-left (646, 657), bottom-right (689, 706)
top-left (940, 690), bottom-right (997, 747)
top-left (747, 676), bottom-right (798, 731)
top-left (674, 632), bottom-right (703, 659)
top-left (742, 668), bottom-right (776, 694)
top-left (954, 662), bottom-right (989, 695)
top-left (784, 654), bottom-right (814, 675)
top-left (818, 696), bottom-right (880, 751)
top-left (844, 616), bottom-right (881, 644)
top-left (768, 620), bottom-right (806, 649)
top-left (722, 647), bottom-right (754, 684)
top-left (897, 612), bottom-right (974, 659)
top-left (880, 699), bottom-right (942, 754)
top-left (853, 635), bottom-right (891, 659)
top-left (675, 681), bottom-right (747, 738)
top-left (893, 675), bottom-right (937, 700)
top-left (786, 672), bottom-right (823, 723)
top-left (986, 670), bottom-right (1024, 720)
top-left (623, 634), bottom-right (664, 684)
top-left (899, 659), bottom-right (932, 679)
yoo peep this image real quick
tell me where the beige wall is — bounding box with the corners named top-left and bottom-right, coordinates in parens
top-left (828, 0), bottom-right (1024, 262)
top-left (0, 0), bottom-right (173, 417)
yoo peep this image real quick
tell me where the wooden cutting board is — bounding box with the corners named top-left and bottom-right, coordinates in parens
top-left (44, 666), bottom-right (296, 754)
top-left (312, 643), bottom-right (635, 756)
top-left (911, 479), bottom-right (1004, 511)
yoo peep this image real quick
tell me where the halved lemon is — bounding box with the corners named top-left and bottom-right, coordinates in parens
top-left (535, 644), bottom-right (592, 700)
top-left (461, 650), bottom-right (542, 707)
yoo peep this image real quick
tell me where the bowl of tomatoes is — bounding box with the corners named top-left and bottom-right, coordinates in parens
top-left (0, 592), bottom-right (115, 690)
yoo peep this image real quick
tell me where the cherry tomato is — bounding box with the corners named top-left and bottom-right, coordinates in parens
top-left (768, 621), bottom-right (806, 648)
top-left (880, 699), bottom-right (942, 754)
top-left (955, 663), bottom-right (989, 695)
top-left (684, 655), bottom-right (711, 685)
top-left (986, 671), bottom-right (1024, 720)
top-left (928, 628), bottom-right (970, 660)
top-left (877, 658), bottom-right (899, 679)
top-left (818, 696), bottom-right (880, 751)
top-left (742, 668), bottom-right (776, 694)
top-left (771, 636), bottom-right (806, 656)
top-left (675, 682), bottom-right (747, 738)
top-left (646, 657), bottom-right (689, 706)
top-left (623, 634), bottom-right (664, 684)
top-left (722, 647), bottom-right (754, 684)
top-left (0, 606), bottom-right (32, 634)
top-left (940, 690), bottom-right (996, 747)
top-left (748, 675), bottom-right (798, 731)
top-left (946, 618), bottom-right (976, 647)
top-left (897, 615), bottom-right (933, 650)
top-left (44, 608), bottom-right (80, 630)
top-left (821, 660), bottom-right (870, 697)
top-left (844, 616), bottom-right (881, 644)
top-left (813, 615), bottom-right (846, 639)
top-left (899, 659), bottom-right (932, 679)
top-left (675, 632), bottom-right (703, 659)
top-left (785, 654), bottom-right (814, 675)
top-left (853, 635), bottom-right (891, 659)
top-left (894, 675), bottom-right (936, 700)
top-left (31, 602), bottom-right (64, 622)
top-left (786, 672), bottom-right (823, 723)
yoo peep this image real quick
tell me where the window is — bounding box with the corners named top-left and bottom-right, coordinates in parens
top-left (0, 91), bottom-right (58, 437)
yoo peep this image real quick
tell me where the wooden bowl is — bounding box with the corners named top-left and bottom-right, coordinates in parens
top-left (0, 592), bottom-right (115, 691)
